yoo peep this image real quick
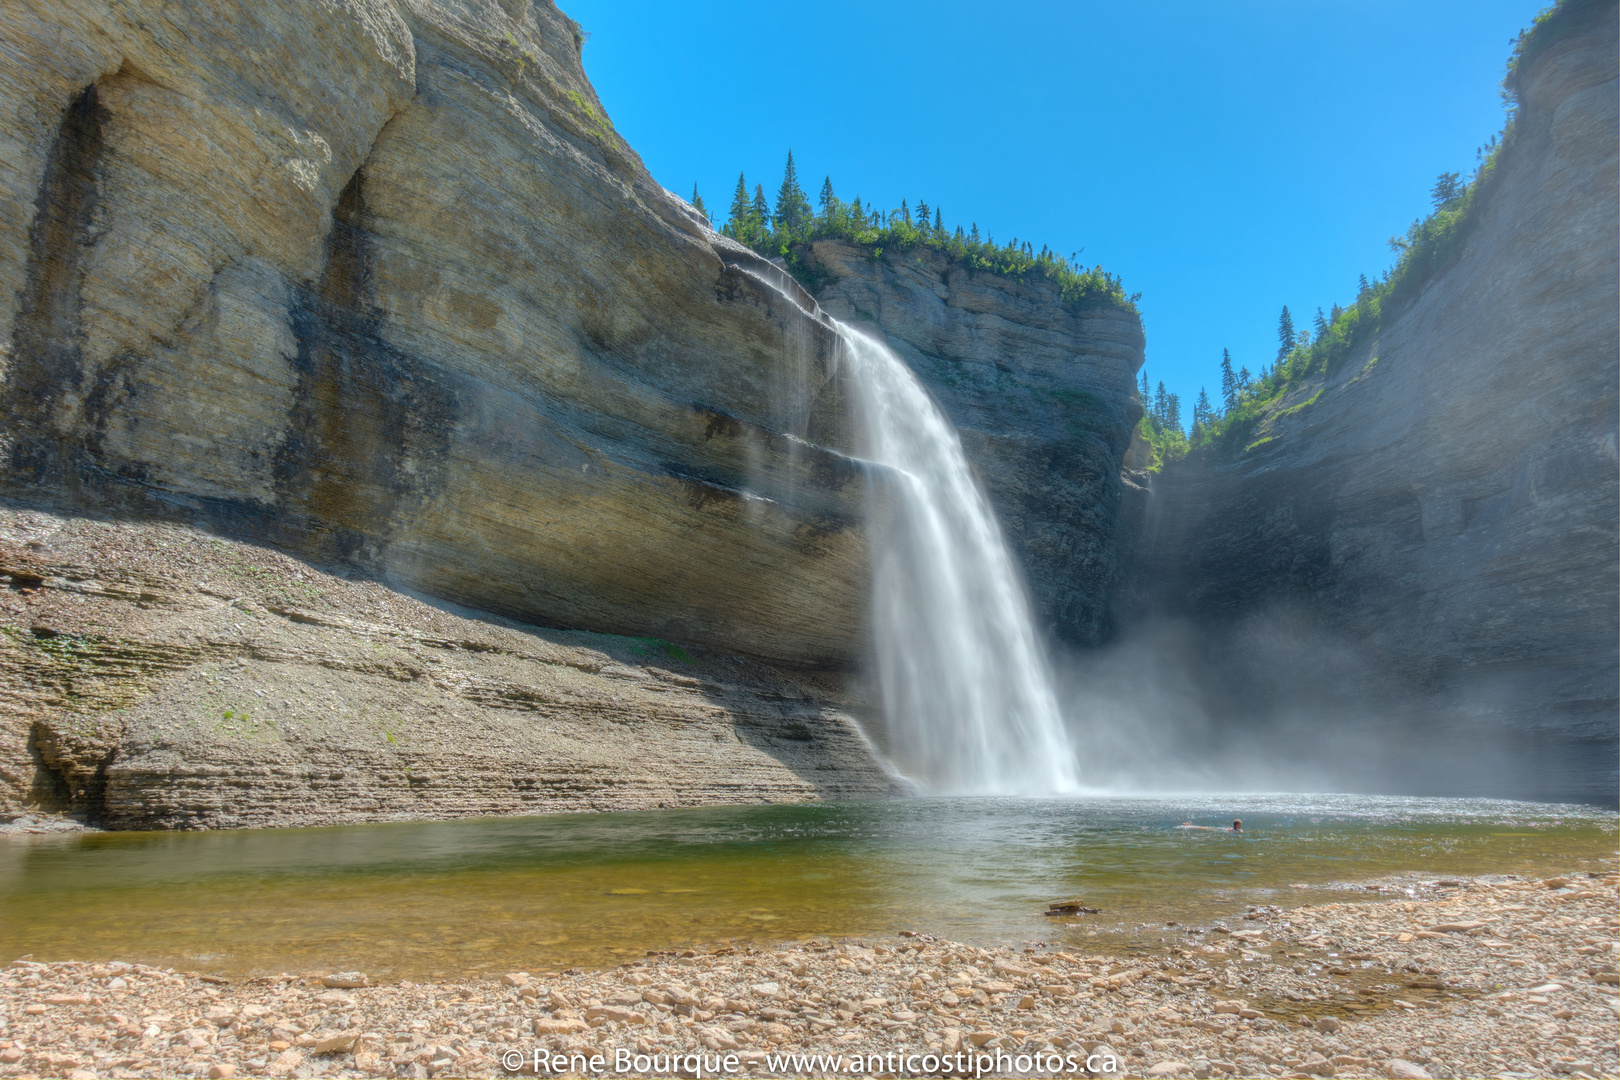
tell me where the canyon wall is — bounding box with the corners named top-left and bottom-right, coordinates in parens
top-left (0, 0), bottom-right (1151, 825)
top-left (1119, 0), bottom-right (1619, 804)
top-left (0, 0), bottom-right (913, 823)
top-left (0, 0), bottom-right (872, 671)
top-left (807, 243), bottom-right (1144, 646)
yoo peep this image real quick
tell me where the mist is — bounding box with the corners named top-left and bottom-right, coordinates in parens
top-left (1052, 604), bottom-right (1613, 806)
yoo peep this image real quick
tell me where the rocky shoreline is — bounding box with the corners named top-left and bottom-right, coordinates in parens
top-left (0, 507), bottom-right (898, 828)
top-left (0, 869), bottom-right (1613, 1080)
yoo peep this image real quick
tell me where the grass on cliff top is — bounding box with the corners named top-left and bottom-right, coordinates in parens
top-left (710, 158), bottom-right (1137, 314)
top-left (1175, 0), bottom-right (1586, 463)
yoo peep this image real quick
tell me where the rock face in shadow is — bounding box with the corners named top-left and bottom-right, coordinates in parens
top-left (1119, 1), bottom-right (1619, 804)
top-left (0, 0), bottom-right (870, 671)
top-left (807, 242), bottom-right (1145, 645)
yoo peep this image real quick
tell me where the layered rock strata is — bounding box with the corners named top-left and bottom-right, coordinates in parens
top-left (0, 0), bottom-right (872, 670)
top-left (0, 506), bottom-right (898, 827)
top-left (807, 243), bottom-right (1145, 645)
top-left (1120, 0), bottom-right (1619, 803)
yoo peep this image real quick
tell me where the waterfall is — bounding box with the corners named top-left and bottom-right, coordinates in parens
top-left (835, 324), bottom-right (1081, 796)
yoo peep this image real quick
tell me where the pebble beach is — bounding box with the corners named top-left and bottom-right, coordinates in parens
top-left (0, 869), bottom-right (1615, 1080)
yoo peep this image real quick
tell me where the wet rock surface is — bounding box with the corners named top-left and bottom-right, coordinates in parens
top-left (0, 870), bottom-right (1614, 1078)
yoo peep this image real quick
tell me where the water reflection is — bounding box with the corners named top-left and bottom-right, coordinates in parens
top-left (0, 795), bottom-right (1611, 977)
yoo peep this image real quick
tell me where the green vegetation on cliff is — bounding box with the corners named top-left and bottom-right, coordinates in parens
top-left (1190, 157), bottom-right (1500, 454)
top-left (1135, 371), bottom-right (1189, 471)
top-left (1180, 0), bottom-right (1583, 457)
top-left (711, 152), bottom-right (1138, 313)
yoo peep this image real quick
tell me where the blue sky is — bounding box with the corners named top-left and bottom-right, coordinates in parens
top-left (562, 0), bottom-right (1544, 425)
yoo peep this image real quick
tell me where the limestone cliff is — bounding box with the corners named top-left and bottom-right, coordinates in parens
top-left (1119, 0), bottom-right (1619, 803)
top-left (0, 0), bottom-right (870, 671)
top-left (0, 0), bottom-right (919, 823)
top-left (805, 243), bottom-right (1145, 645)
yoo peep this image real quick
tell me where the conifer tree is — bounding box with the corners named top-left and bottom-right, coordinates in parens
top-left (1219, 348), bottom-right (1237, 412)
top-left (1430, 171), bottom-right (1463, 208)
top-left (916, 199), bottom-right (930, 229)
top-left (818, 176), bottom-right (834, 215)
top-left (1166, 392), bottom-right (1182, 432)
top-left (900, 199), bottom-right (911, 225)
top-left (1140, 370), bottom-right (1151, 404)
top-left (934, 207), bottom-right (943, 233)
top-left (1238, 365), bottom-right (1252, 389)
top-left (727, 172), bottom-right (750, 232)
top-left (691, 184), bottom-right (708, 222)
top-left (1154, 381), bottom-right (1170, 425)
top-left (1276, 305), bottom-right (1295, 362)
top-left (1313, 307), bottom-right (1328, 338)
top-left (1357, 273), bottom-right (1370, 296)
top-left (970, 222), bottom-right (980, 243)
top-left (1194, 387), bottom-right (1212, 428)
top-left (751, 184), bottom-right (769, 228)
top-left (850, 196), bottom-right (863, 223)
top-left (773, 151), bottom-right (811, 232)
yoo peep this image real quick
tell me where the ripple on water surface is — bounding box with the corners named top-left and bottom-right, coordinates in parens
top-left (0, 794), bottom-right (1612, 978)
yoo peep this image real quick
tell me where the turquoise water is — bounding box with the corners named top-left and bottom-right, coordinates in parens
top-left (0, 794), bottom-right (1611, 978)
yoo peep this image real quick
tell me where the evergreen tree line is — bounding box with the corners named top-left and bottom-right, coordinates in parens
top-left (1128, 4), bottom-right (1565, 473)
top-left (1164, 160), bottom-right (1489, 461)
top-left (1152, 10), bottom-right (1558, 469)
top-left (689, 151), bottom-right (1138, 312)
top-left (1144, 280), bottom-right (1408, 464)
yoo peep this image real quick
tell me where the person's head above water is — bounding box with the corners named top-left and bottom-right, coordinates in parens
top-left (1231, 819), bottom-right (1243, 831)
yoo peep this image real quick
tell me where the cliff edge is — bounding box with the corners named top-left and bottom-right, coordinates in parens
top-left (1120, 0), bottom-right (1619, 803)
top-left (0, 0), bottom-right (871, 669)
top-left (0, 0), bottom-right (908, 823)
top-left (807, 242), bottom-right (1145, 646)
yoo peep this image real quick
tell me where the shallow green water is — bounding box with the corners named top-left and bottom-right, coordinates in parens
top-left (0, 795), bottom-right (1612, 978)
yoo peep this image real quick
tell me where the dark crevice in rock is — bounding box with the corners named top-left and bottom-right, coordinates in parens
top-left (3, 83), bottom-right (108, 487)
top-left (272, 164), bottom-right (459, 571)
top-left (26, 720), bottom-right (119, 825)
top-left (22, 723), bottom-right (72, 815)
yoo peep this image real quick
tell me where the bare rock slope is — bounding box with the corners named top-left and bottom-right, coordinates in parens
top-left (1121, 0), bottom-right (1619, 803)
top-left (0, 506), bottom-right (898, 827)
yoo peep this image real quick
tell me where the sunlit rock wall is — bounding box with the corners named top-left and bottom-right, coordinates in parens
top-left (0, 0), bottom-right (872, 672)
top-left (0, 508), bottom-right (900, 827)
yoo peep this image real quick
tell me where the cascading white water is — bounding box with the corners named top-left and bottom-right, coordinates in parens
top-left (836, 324), bottom-right (1081, 796)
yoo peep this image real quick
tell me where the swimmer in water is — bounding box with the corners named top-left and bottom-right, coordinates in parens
top-left (1179, 819), bottom-right (1243, 832)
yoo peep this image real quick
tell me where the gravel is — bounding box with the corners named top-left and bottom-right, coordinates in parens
top-left (0, 870), bottom-right (1614, 1079)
